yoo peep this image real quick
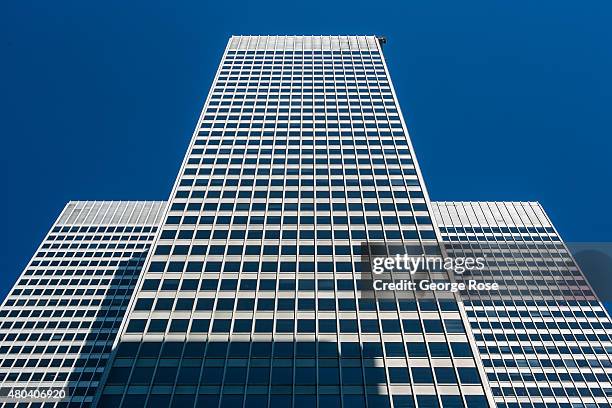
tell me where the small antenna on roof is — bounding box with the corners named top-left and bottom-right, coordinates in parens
top-left (376, 36), bottom-right (387, 47)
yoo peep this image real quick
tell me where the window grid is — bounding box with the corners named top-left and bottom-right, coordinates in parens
top-left (433, 201), bottom-right (612, 408)
top-left (97, 36), bottom-right (490, 408)
top-left (0, 201), bottom-right (165, 408)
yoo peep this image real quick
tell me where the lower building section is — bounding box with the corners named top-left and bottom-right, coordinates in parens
top-left (99, 340), bottom-right (488, 408)
top-left (433, 202), bottom-right (612, 407)
top-left (2, 201), bottom-right (611, 408)
top-left (0, 201), bottom-right (165, 408)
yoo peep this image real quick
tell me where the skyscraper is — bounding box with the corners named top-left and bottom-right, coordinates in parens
top-left (1, 36), bottom-right (611, 408)
top-left (0, 201), bottom-right (166, 407)
top-left (96, 35), bottom-right (492, 407)
top-left (432, 202), bottom-right (612, 407)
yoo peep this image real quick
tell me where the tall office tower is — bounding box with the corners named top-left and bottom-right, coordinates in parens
top-left (95, 36), bottom-right (492, 408)
top-left (432, 202), bottom-right (612, 408)
top-left (0, 201), bottom-right (165, 408)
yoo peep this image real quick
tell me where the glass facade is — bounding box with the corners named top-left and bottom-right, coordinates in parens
top-left (432, 202), bottom-right (612, 408)
top-left (96, 36), bottom-right (490, 407)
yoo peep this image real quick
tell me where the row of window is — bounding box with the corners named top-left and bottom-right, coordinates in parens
top-left (100, 393), bottom-right (489, 408)
top-left (223, 54), bottom-right (383, 60)
top-left (196, 133), bottom-right (404, 140)
top-left (217, 71), bottom-right (388, 78)
top-left (136, 290), bottom-right (457, 308)
top-left (0, 330), bottom-right (112, 343)
top-left (225, 53), bottom-right (383, 58)
top-left (468, 309), bottom-right (605, 318)
top-left (214, 87), bottom-right (391, 93)
top-left (169, 203), bottom-right (427, 214)
top-left (43, 240), bottom-right (152, 248)
top-left (146, 259), bottom-right (447, 273)
top-left (154, 234), bottom-right (430, 246)
top-left (1, 371), bottom-right (100, 383)
top-left (107, 365), bottom-right (481, 386)
top-left (169, 190), bottom-right (426, 201)
top-left (164, 213), bottom-right (429, 227)
top-left (202, 117), bottom-right (398, 123)
top-left (151, 238), bottom-right (428, 250)
top-left (114, 341), bottom-right (472, 358)
top-left (36, 251), bottom-right (148, 259)
top-left (214, 84), bottom-right (389, 89)
top-left (201, 119), bottom-right (401, 126)
top-left (217, 77), bottom-right (389, 82)
top-left (217, 71), bottom-right (387, 77)
top-left (161, 216), bottom-right (430, 228)
top-left (219, 63), bottom-right (386, 69)
top-left (177, 178), bottom-right (418, 188)
top-left (473, 332), bottom-right (612, 343)
top-left (207, 100), bottom-right (396, 107)
top-left (201, 107), bottom-right (395, 113)
top-left (166, 201), bottom-right (426, 212)
top-left (484, 345), bottom-right (612, 357)
top-left (139, 278), bottom-right (434, 292)
top-left (51, 226), bottom-right (156, 233)
top-left (219, 66), bottom-right (386, 73)
top-left (214, 88), bottom-right (393, 95)
top-left (2, 298), bottom-right (102, 310)
top-left (212, 90), bottom-right (392, 97)
top-left (132, 296), bottom-right (605, 315)
top-left (182, 170), bottom-right (416, 178)
top-left (210, 95), bottom-right (394, 101)
top-left (191, 145), bottom-right (408, 152)
top-left (2, 344), bottom-right (109, 355)
top-left (491, 386), bottom-right (611, 398)
top-left (474, 320), bottom-right (611, 331)
top-left (208, 99), bottom-right (394, 106)
top-left (488, 371), bottom-right (610, 382)
top-left (126, 318), bottom-right (465, 335)
top-left (24, 267), bottom-right (143, 277)
top-left (1, 357), bottom-right (105, 370)
top-left (483, 357), bottom-right (611, 369)
top-left (445, 235), bottom-right (561, 243)
top-left (226, 50), bottom-right (381, 55)
top-left (16, 277), bottom-right (135, 287)
top-left (186, 153), bottom-right (410, 161)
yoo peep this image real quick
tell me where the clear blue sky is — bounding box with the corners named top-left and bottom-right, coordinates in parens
top-left (1, 1), bottom-right (611, 304)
